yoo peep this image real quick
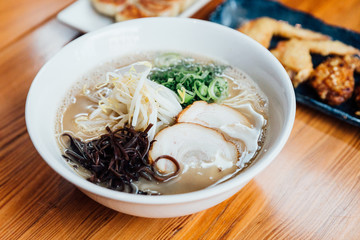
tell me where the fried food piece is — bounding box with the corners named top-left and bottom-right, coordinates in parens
top-left (271, 39), bottom-right (360, 87)
top-left (115, 0), bottom-right (182, 21)
top-left (91, 0), bottom-right (127, 17)
top-left (138, 0), bottom-right (181, 16)
top-left (309, 56), bottom-right (360, 106)
top-left (92, 0), bottom-right (197, 22)
top-left (151, 0), bottom-right (196, 12)
top-left (238, 17), bottom-right (329, 48)
top-left (115, 4), bottom-right (152, 21)
top-left (303, 40), bottom-right (360, 56)
top-left (271, 39), bottom-right (313, 86)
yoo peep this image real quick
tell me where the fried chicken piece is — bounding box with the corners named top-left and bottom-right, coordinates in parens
top-left (309, 56), bottom-right (360, 106)
top-left (238, 17), bottom-right (329, 48)
top-left (271, 39), bottom-right (313, 86)
top-left (271, 39), bottom-right (360, 87)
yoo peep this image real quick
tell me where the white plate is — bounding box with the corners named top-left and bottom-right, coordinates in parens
top-left (57, 0), bottom-right (211, 32)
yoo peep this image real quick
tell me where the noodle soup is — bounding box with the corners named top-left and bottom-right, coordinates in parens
top-left (57, 52), bottom-right (268, 195)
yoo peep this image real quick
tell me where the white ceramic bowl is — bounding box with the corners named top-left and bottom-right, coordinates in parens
top-left (26, 18), bottom-right (295, 218)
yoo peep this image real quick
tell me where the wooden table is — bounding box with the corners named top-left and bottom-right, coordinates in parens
top-left (1, 0), bottom-right (360, 239)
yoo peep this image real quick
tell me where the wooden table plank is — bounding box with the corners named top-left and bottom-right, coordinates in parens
top-left (0, 19), bottom-right (80, 149)
top-left (1, 0), bottom-right (360, 239)
top-left (0, 0), bottom-right (76, 50)
top-left (279, 0), bottom-right (360, 31)
top-left (0, 19), bottom-right (80, 240)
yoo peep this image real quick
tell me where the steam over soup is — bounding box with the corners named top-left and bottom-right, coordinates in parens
top-left (56, 53), bottom-right (268, 195)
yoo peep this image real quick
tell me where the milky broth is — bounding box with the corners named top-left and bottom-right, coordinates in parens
top-left (56, 52), bottom-right (268, 195)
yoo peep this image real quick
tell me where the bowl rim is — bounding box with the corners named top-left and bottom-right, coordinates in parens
top-left (26, 17), bottom-right (296, 205)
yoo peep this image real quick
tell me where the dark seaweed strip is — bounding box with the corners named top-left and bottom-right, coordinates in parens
top-left (61, 124), bottom-right (180, 195)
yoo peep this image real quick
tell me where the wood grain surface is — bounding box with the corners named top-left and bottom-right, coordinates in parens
top-left (1, 0), bottom-right (360, 239)
top-left (0, 0), bottom-right (75, 51)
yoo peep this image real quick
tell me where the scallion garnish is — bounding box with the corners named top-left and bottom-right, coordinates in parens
top-left (148, 54), bottom-right (228, 107)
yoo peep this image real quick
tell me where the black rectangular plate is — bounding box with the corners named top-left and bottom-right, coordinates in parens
top-left (209, 0), bottom-right (360, 127)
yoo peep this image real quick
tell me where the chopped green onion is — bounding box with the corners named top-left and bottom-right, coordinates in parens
top-left (154, 53), bottom-right (181, 67)
top-left (177, 84), bottom-right (195, 104)
top-left (194, 80), bottom-right (210, 101)
top-left (208, 77), bottom-right (228, 101)
top-left (149, 54), bottom-right (228, 107)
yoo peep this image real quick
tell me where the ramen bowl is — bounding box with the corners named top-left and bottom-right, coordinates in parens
top-left (26, 18), bottom-right (295, 218)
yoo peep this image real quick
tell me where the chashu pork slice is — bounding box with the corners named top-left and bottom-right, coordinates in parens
top-left (149, 123), bottom-right (238, 175)
top-left (177, 101), bottom-right (265, 155)
top-left (177, 101), bottom-right (251, 128)
top-left (91, 0), bottom-right (127, 17)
